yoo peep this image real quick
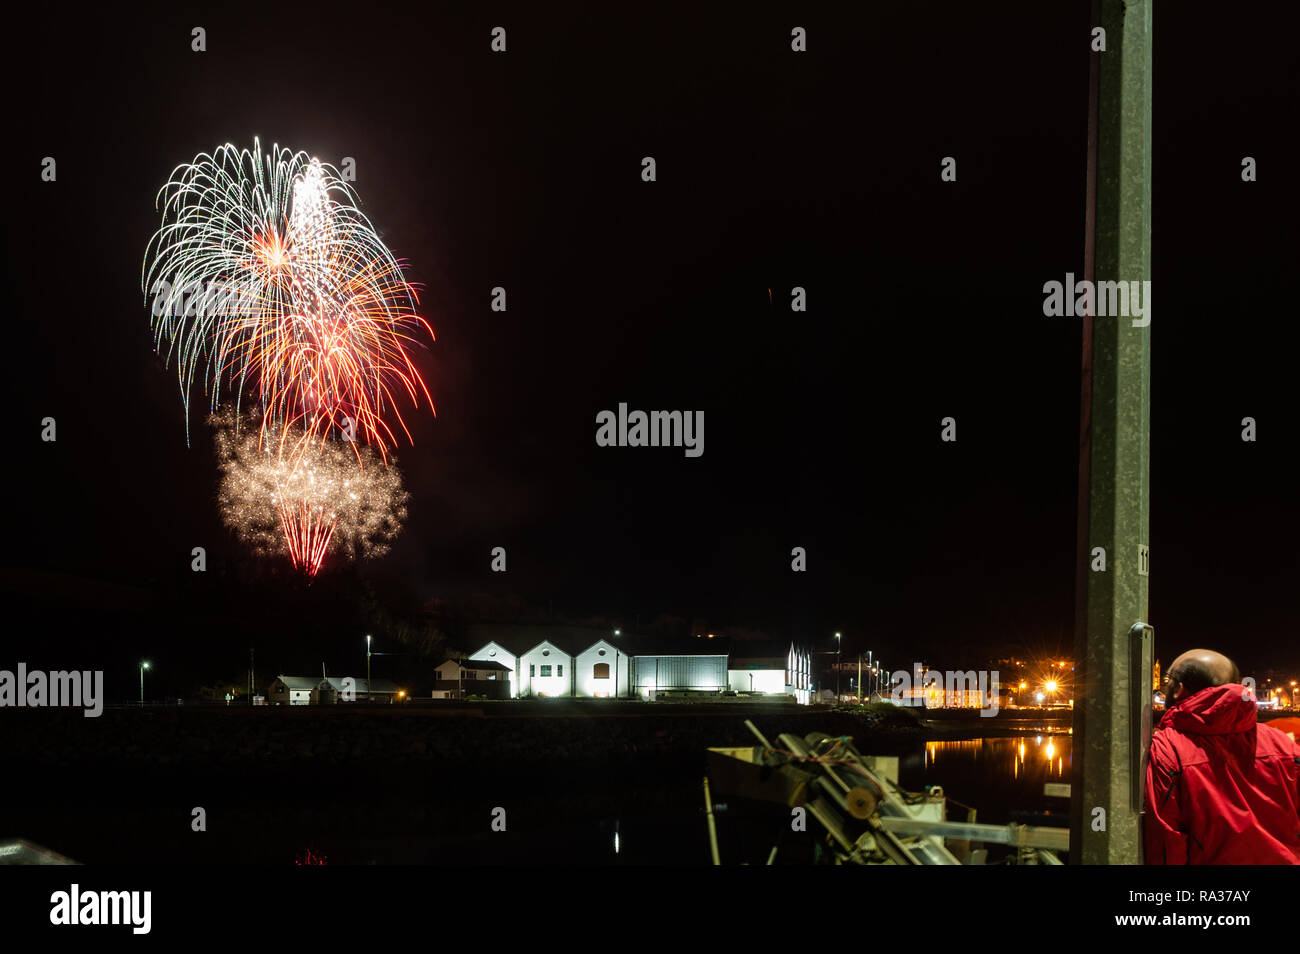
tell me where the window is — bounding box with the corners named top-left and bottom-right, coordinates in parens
top-left (598, 649), bottom-right (607, 656)
top-left (594, 663), bottom-right (610, 679)
top-left (542, 649), bottom-right (550, 656)
top-left (557, 665), bottom-right (563, 677)
top-left (540, 665), bottom-right (552, 677)
top-left (465, 671), bottom-right (476, 680)
top-left (530, 665), bottom-right (535, 677)
top-left (488, 649), bottom-right (497, 657)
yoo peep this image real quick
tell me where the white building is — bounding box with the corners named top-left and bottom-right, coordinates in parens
top-left (575, 638), bottom-right (631, 698)
top-left (726, 641), bottom-right (812, 704)
top-left (468, 640), bottom-right (519, 689)
top-left (631, 640), bottom-right (729, 699)
top-left (268, 675), bottom-right (318, 706)
top-left (267, 674), bottom-right (400, 704)
top-left (466, 625), bottom-right (625, 699)
top-left (434, 658), bottom-right (513, 699)
top-left (518, 639), bottom-right (574, 697)
top-left (459, 624), bottom-right (810, 704)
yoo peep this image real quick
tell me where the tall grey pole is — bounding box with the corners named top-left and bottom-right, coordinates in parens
top-left (835, 633), bottom-right (841, 702)
top-left (1070, 0), bottom-right (1153, 865)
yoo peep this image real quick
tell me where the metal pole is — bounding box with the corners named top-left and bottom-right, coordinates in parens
top-left (1070, 0), bottom-right (1153, 866)
top-left (703, 777), bottom-right (721, 865)
top-left (835, 633), bottom-right (841, 702)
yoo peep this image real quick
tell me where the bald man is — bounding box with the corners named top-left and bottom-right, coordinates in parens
top-left (1144, 649), bottom-right (1300, 864)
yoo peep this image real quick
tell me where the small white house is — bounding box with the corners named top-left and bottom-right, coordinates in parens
top-left (575, 639), bottom-right (631, 698)
top-left (518, 640), bottom-right (573, 697)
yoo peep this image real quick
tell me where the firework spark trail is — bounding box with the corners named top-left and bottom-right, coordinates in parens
top-left (278, 498), bottom-right (339, 578)
top-left (214, 413), bottom-right (408, 577)
top-left (239, 260), bottom-right (434, 463)
top-left (144, 139), bottom-right (434, 455)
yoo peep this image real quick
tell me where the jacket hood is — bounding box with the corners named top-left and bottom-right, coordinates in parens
top-left (1163, 683), bottom-right (1258, 735)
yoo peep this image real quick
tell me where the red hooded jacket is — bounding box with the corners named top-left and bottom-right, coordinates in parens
top-left (1144, 683), bottom-right (1300, 864)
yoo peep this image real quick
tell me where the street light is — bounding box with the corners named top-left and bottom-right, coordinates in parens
top-left (613, 629), bottom-right (621, 699)
top-left (139, 661), bottom-right (151, 707)
top-left (366, 634), bottom-right (372, 702)
top-left (835, 633), bottom-right (841, 702)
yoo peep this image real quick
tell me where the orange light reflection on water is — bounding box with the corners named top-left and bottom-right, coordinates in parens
top-left (923, 734), bottom-right (1072, 783)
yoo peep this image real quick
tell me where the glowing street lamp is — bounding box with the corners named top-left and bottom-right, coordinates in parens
top-left (139, 661), bottom-right (151, 707)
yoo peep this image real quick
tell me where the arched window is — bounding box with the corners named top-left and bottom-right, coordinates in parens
top-left (593, 663), bottom-right (610, 679)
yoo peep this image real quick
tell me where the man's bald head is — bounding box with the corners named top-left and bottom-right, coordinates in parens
top-left (1167, 649), bottom-right (1239, 701)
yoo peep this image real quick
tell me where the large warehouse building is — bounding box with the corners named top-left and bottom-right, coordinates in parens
top-left (460, 624), bottom-right (811, 703)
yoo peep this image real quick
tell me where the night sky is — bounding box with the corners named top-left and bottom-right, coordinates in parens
top-left (4, 2), bottom-right (1298, 696)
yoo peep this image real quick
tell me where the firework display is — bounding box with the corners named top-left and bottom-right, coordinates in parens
top-left (143, 138), bottom-right (433, 456)
top-left (215, 415), bottom-right (408, 578)
top-left (142, 139), bottom-right (433, 576)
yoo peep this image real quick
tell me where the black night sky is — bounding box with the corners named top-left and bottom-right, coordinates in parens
top-left (4, 2), bottom-right (1298, 697)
